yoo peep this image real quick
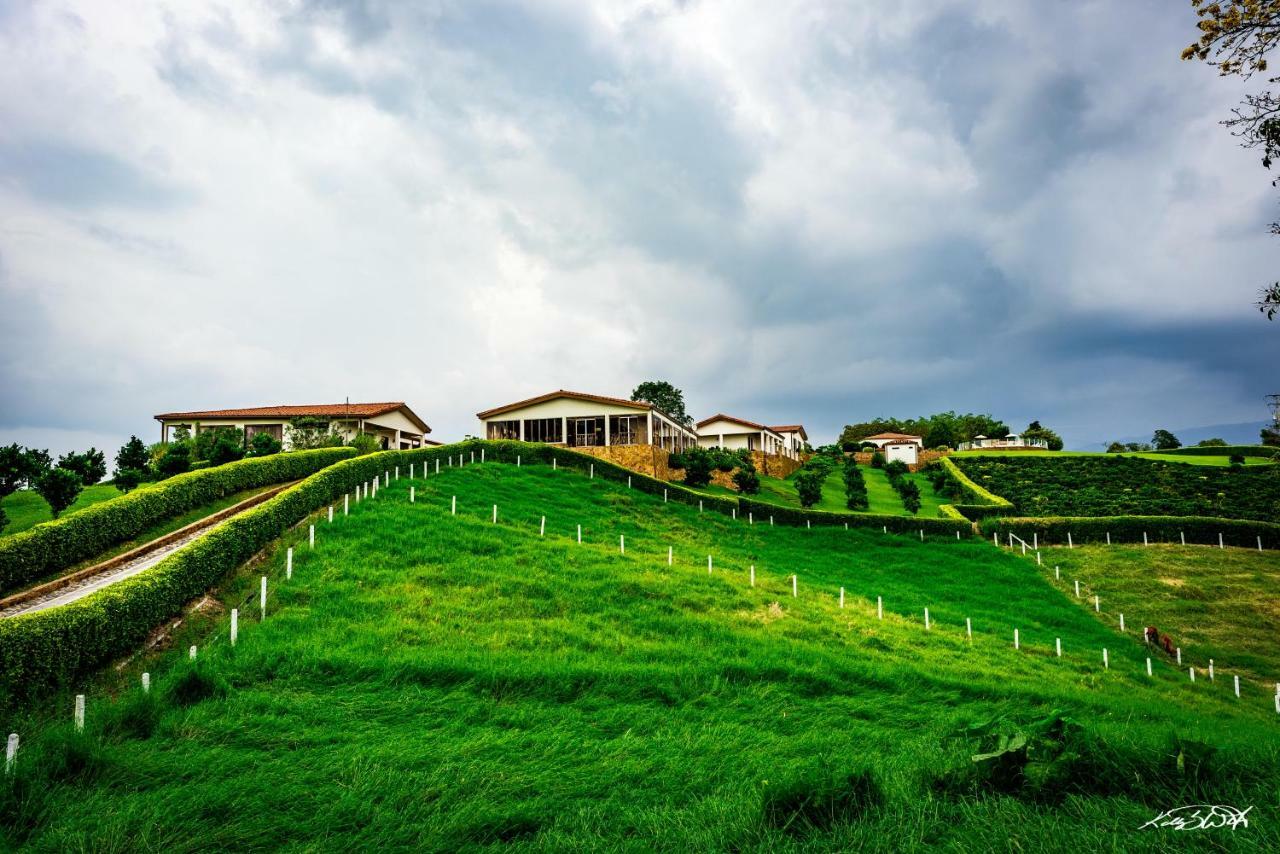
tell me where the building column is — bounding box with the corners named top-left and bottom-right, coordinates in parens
top-left (519, 419), bottom-right (525, 441)
top-left (394, 429), bottom-right (401, 449)
top-left (646, 412), bottom-right (653, 447)
top-left (604, 415), bottom-right (611, 447)
top-left (562, 416), bottom-right (568, 445)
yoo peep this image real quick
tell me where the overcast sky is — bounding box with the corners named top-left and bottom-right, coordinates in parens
top-left (2, 0), bottom-right (1278, 457)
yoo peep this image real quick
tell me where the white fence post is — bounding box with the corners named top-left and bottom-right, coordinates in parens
top-left (540, 516), bottom-right (545, 536)
top-left (492, 504), bottom-right (498, 524)
top-left (1235, 674), bottom-right (1241, 698)
top-left (667, 546), bottom-right (672, 566)
top-left (344, 494), bottom-right (349, 516)
top-left (309, 524), bottom-right (314, 549)
top-left (1067, 531), bottom-right (1073, 549)
top-left (410, 487), bottom-right (415, 503)
top-left (1103, 648), bottom-right (1109, 669)
top-left (1209, 659), bottom-right (1214, 681)
top-left (791, 575), bottom-right (797, 597)
top-left (451, 496), bottom-right (456, 515)
top-left (1180, 530), bottom-right (1185, 546)
top-left (1143, 531), bottom-right (1148, 546)
top-left (1219, 532), bottom-right (1224, 549)
top-left (1146, 658), bottom-right (1152, 677)
top-left (1119, 614), bottom-right (1125, 632)
top-left (231, 608), bottom-right (238, 646)
top-left (750, 565), bottom-right (755, 586)
top-left (707, 555), bottom-right (712, 575)
top-left (286, 547), bottom-right (293, 580)
top-left (1094, 595), bottom-right (1100, 612)
top-left (1177, 647), bottom-right (1182, 665)
top-left (260, 575), bottom-right (267, 619)
top-left (1014, 629), bottom-right (1020, 650)
top-left (328, 506), bottom-right (333, 523)
top-left (188, 645), bottom-right (197, 661)
top-left (577, 525), bottom-right (582, 544)
top-left (877, 596), bottom-right (883, 619)
top-left (1106, 532), bottom-right (1110, 545)
top-left (1074, 579), bottom-right (1080, 597)
top-left (74, 695), bottom-right (85, 732)
top-left (5, 733), bottom-right (18, 775)
top-left (620, 535), bottom-right (625, 555)
top-left (141, 672), bottom-right (150, 693)
top-left (839, 587), bottom-right (845, 609)
top-left (924, 607), bottom-right (930, 630)
top-left (1055, 638), bottom-right (1061, 657)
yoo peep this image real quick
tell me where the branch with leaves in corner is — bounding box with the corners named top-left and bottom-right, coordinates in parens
top-left (1183, 0), bottom-right (1280, 320)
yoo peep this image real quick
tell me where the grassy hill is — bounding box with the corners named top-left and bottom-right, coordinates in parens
top-left (2, 460), bottom-right (1277, 850)
top-left (1, 484), bottom-right (122, 537)
top-left (691, 466), bottom-right (945, 518)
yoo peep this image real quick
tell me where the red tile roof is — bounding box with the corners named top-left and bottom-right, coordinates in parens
top-left (476, 389), bottom-right (652, 419)
top-left (863, 431), bottom-right (923, 442)
top-left (154, 402), bottom-right (430, 434)
top-left (696, 414), bottom-right (782, 437)
top-left (770, 424), bottom-right (808, 440)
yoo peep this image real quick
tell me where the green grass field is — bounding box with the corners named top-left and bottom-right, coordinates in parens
top-left (1, 483), bottom-right (122, 536)
top-left (3, 461), bottom-right (1276, 850)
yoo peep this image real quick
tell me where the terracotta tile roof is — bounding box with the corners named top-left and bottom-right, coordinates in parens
top-left (154, 402), bottom-right (430, 434)
top-left (770, 424), bottom-right (808, 440)
top-left (476, 389), bottom-right (653, 419)
top-left (696, 414), bottom-right (783, 438)
top-left (863, 431), bottom-right (923, 442)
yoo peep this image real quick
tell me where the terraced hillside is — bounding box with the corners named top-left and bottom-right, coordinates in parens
top-left (2, 455), bottom-right (1277, 850)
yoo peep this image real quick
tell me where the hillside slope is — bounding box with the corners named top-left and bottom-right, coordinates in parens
top-left (3, 460), bottom-right (1277, 851)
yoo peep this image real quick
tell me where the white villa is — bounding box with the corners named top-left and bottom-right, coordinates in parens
top-left (153, 402), bottom-right (432, 451)
top-left (476, 390), bottom-right (698, 452)
top-left (772, 424), bottom-right (809, 458)
top-left (861, 432), bottom-right (924, 466)
top-left (695, 415), bottom-right (795, 460)
top-left (957, 434), bottom-right (1049, 451)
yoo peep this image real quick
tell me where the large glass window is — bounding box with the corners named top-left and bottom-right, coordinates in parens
top-left (568, 417), bottom-right (605, 447)
top-left (487, 420), bottom-right (520, 440)
top-left (246, 423), bottom-right (283, 442)
top-left (610, 415), bottom-right (645, 446)
top-left (524, 418), bottom-right (563, 443)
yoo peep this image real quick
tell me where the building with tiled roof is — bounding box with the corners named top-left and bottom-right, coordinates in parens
top-left (154, 402), bottom-right (431, 451)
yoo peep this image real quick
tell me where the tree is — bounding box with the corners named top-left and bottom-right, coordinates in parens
top-left (671, 447), bottom-right (714, 487)
top-left (794, 469), bottom-right (824, 508)
top-left (0, 443), bottom-right (27, 497)
top-left (1106, 442), bottom-right (1126, 453)
top-left (156, 443), bottom-right (191, 478)
top-left (194, 427), bottom-right (245, 465)
top-left (1183, 1), bottom-right (1280, 320)
top-left (21, 448), bottom-right (51, 487)
top-left (36, 467), bottom-right (83, 518)
top-left (116, 436), bottom-right (150, 475)
top-left (842, 459), bottom-right (869, 510)
top-left (1152, 429), bottom-right (1182, 450)
top-left (246, 431), bottom-right (282, 457)
top-left (1196, 437), bottom-right (1228, 447)
top-left (1021, 421), bottom-right (1064, 451)
top-left (732, 468), bottom-right (761, 495)
top-left (114, 468), bottom-right (144, 493)
top-left (630, 381), bottom-right (693, 427)
top-left (923, 420), bottom-right (957, 450)
top-left (287, 417), bottom-right (343, 450)
top-left (57, 448), bottom-right (107, 486)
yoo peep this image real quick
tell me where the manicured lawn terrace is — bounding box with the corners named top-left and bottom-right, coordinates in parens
top-left (687, 466), bottom-right (944, 518)
top-left (3, 460), bottom-right (1276, 850)
top-left (1, 483), bottom-right (122, 536)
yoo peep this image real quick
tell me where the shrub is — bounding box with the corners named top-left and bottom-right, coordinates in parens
top-left (883, 460), bottom-right (908, 479)
top-left (842, 459), bottom-right (869, 511)
top-left (870, 451), bottom-right (885, 469)
top-left (732, 468), bottom-right (760, 495)
top-left (1229, 453), bottom-right (1246, 467)
top-left (156, 444), bottom-right (191, 478)
top-left (245, 431), bottom-right (282, 458)
top-left (35, 468), bottom-right (83, 518)
top-left (195, 427), bottom-right (245, 466)
top-left (0, 447), bottom-right (355, 595)
top-left (794, 470), bottom-right (824, 508)
top-left (347, 433), bottom-right (382, 455)
top-left (115, 436), bottom-right (150, 475)
top-left (113, 468), bottom-right (144, 493)
top-left (672, 447), bottom-right (715, 488)
top-left (1196, 438), bottom-right (1228, 447)
top-left (978, 514), bottom-right (1280, 548)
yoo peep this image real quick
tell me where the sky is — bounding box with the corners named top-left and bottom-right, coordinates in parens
top-left (1, 0), bottom-right (1278, 458)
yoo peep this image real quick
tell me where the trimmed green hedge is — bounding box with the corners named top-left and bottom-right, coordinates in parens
top-left (936, 457), bottom-right (1015, 521)
top-left (1151, 445), bottom-right (1279, 459)
top-left (736, 498), bottom-right (971, 536)
top-left (978, 515), bottom-right (1280, 549)
top-left (0, 448), bottom-right (357, 595)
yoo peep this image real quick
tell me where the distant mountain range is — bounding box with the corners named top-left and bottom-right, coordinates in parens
top-left (1076, 421), bottom-right (1269, 451)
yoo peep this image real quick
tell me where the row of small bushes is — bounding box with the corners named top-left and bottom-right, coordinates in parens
top-left (0, 448), bottom-right (358, 596)
top-left (977, 514), bottom-right (1280, 549)
top-left (932, 457), bottom-right (1015, 521)
top-left (737, 498), bottom-right (971, 536)
top-left (1151, 445), bottom-right (1279, 459)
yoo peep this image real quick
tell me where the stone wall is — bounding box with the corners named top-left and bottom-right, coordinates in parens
top-left (752, 451), bottom-right (801, 479)
top-left (573, 444), bottom-right (675, 479)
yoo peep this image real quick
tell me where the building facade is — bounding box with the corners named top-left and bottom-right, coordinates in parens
top-left (153, 402), bottom-right (432, 451)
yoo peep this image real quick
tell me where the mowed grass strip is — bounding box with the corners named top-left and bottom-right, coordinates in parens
top-left (3, 462), bottom-right (1278, 851)
top-left (1, 483), bottom-right (122, 537)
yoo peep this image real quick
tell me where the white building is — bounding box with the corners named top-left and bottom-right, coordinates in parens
top-left (957, 434), bottom-right (1049, 451)
top-left (695, 414), bottom-right (792, 459)
top-left (771, 424), bottom-right (808, 459)
top-left (861, 432), bottom-right (924, 466)
top-left (153, 402), bottom-right (432, 450)
top-left (476, 390), bottom-right (698, 451)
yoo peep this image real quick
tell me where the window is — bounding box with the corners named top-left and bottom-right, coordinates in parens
top-left (610, 415), bottom-right (644, 445)
top-left (523, 418), bottom-right (563, 443)
top-left (246, 424), bottom-right (283, 443)
top-left (487, 420), bottom-right (520, 440)
top-left (569, 417), bottom-right (604, 447)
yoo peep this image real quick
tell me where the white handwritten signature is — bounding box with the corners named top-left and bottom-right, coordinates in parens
top-left (1141, 805), bottom-right (1253, 831)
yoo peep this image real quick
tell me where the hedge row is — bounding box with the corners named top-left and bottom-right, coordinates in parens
top-left (937, 457), bottom-right (1015, 521)
top-left (978, 515), bottom-right (1280, 549)
top-left (1150, 445), bottom-right (1279, 459)
top-left (0, 440), bottom-right (974, 708)
top-left (0, 448), bottom-right (357, 595)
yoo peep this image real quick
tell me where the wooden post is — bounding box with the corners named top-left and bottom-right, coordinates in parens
top-left (732, 508), bottom-right (736, 520)
top-left (1234, 674), bottom-right (1240, 697)
top-left (924, 607), bottom-right (930, 630)
top-left (395, 466), bottom-right (399, 480)
top-left (436, 459), bottom-right (440, 474)
top-left (839, 587), bottom-right (845, 609)
top-left (1033, 532), bottom-right (1038, 550)
top-left (5, 733), bottom-right (17, 775)
top-left (1146, 658), bottom-right (1152, 677)
top-left (344, 494), bottom-right (349, 516)
top-left (411, 463), bottom-right (415, 479)
top-left (492, 504), bottom-right (498, 524)
top-left (750, 513), bottom-right (754, 525)
top-left (260, 575), bottom-right (267, 618)
top-left (1055, 638), bottom-right (1061, 657)
top-left (1106, 531), bottom-right (1110, 545)
top-left (877, 596), bottom-right (883, 620)
top-left (993, 533), bottom-right (998, 546)
top-left (1180, 530), bottom-right (1185, 546)
top-left (1190, 667), bottom-right (1195, 683)
top-left (791, 575), bottom-right (797, 597)
top-left (231, 608), bottom-right (238, 646)
top-left (309, 524), bottom-right (314, 549)
top-left (1209, 659), bottom-right (1214, 681)
top-left (707, 555), bottom-right (712, 575)
top-left (577, 525), bottom-right (582, 544)
top-left (328, 505), bottom-right (333, 523)
top-left (1094, 595), bottom-right (1099, 612)
top-left (590, 464), bottom-right (594, 479)
top-left (1054, 565), bottom-right (1060, 580)
top-left (1143, 531), bottom-right (1148, 546)
top-left (1176, 647), bottom-right (1182, 665)
top-left (74, 695), bottom-right (85, 732)
top-left (1067, 531), bottom-right (1073, 549)
top-left (410, 487), bottom-right (415, 503)
top-left (620, 535), bottom-right (625, 555)
top-left (286, 547), bottom-right (293, 580)
top-left (750, 565), bottom-right (755, 587)
top-left (540, 516), bottom-right (545, 536)
top-left (1119, 613), bottom-right (1125, 632)
top-left (966, 617), bottom-right (972, 640)
top-left (1103, 648), bottom-right (1109, 669)
top-left (1219, 532), bottom-right (1224, 549)
top-left (1074, 579), bottom-right (1080, 597)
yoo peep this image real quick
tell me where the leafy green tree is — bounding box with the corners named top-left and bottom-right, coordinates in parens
top-left (1152, 429), bottom-right (1182, 450)
top-left (347, 433), bottom-right (381, 455)
top-left (57, 448), bottom-right (107, 485)
top-left (113, 468), bottom-right (144, 493)
top-left (0, 443), bottom-right (27, 497)
top-left (898, 480), bottom-right (922, 515)
top-left (1105, 442), bottom-right (1126, 453)
top-left (288, 417), bottom-right (343, 450)
top-left (156, 443), bottom-right (192, 478)
top-left (794, 469), bottom-right (824, 508)
top-left (671, 447), bottom-right (714, 487)
top-left (246, 431), bottom-right (282, 458)
top-left (1021, 421), bottom-right (1064, 451)
top-left (732, 468), bottom-right (760, 494)
top-left (630, 381), bottom-right (693, 427)
top-left (36, 467), bottom-right (83, 518)
top-left (1196, 437), bottom-right (1228, 447)
top-left (870, 451), bottom-right (886, 469)
top-left (21, 448), bottom-right (51, 487)
top-left (116, 436), bottom-right (150, 474)
top-left (842, 459), bottom-right (869, 510)
top-left (0, 505), bottom-right (7, 534)
top-left (924, 420), bottom-right (957, 449)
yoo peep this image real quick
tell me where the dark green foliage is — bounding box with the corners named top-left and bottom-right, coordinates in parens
top-left (21, 448), bottom-right (51, 487)
top-left (670, 447), bottom-right (714, 487)
top-left (793, 470), bottom-right (823, 508)
top-left (115, 436), bottom-right (149, 475)
top-left (1105, 442), bottom-right (1125, 453)
top-left (194, 427), bottom-right (245, 466)
top-left (882, 460), bottom-right (919, 514)
top-left (953, 455), bottom-right (1280, 521)
top-left (156, 444), bottom-right (191, 477)
top-left (869, 451), bottom-right (885, 469)
top-left (1197, 437), bottom-right (1228, 447)
top-left (1021, 421), bottom-right (1064, 451)
top-left (629, 380), bottom-right (692, 426)
top-left (1230, 453), bottom-right (1246, 467)
top-left (762, 767), bottom-right (882, 834)
top-left (1157, 444), bottom-right (1277, 458)
top-left (883, 460), bottom-right (908, 479)
top-left (56, 448), bottom-right (107, 486)
top-left (246, 431), bottom-right (282, 458)
top-left (0, 448), bottom-right (355, 596)
top-left (1152, 429), bottom-right (1181, 450)
top-left (839, 413), bottom-right (1008, 449)
top-left (112, 468), bottom-right (144, 493)
top-left (732, 468), bottom-right (760, 494)
top-left (842, 459), bottom-right (869, 510)
top-left (287, 417), bottom-right (345, 450)
top-left (35, 468), bottom-right (82, 518)
top-left (0, 444), bottom-right (50, 494)
top-left (979, 514), bottom-right (1280, 548)
top-left (346, 432), bottom-right (381, 455)
top-left (166, 663), bottom-right (228, 706)
top-left (0, 506), bottom-right (6, 535)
